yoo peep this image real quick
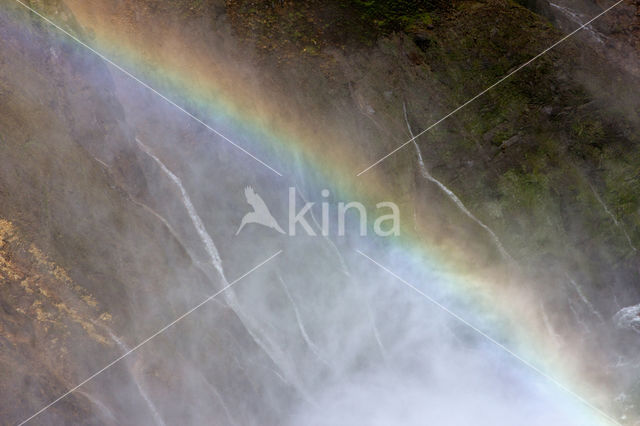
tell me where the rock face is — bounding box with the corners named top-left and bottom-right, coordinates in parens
top-left (536, 0), bottom-right (640, 77)
top-left (1, 0), bottom-right (640, 424)
top-left (0, 2), bottom-right (293, 424)
top-left (0, 218), bottom-right (109, 423)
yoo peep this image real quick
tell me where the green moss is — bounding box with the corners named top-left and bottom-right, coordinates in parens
top-left (603, 160), bottom-right (640, 219)
top-left (351, 0), bottom-right (441, 32)
top-left (498, 168), bottom-right (550, 212)
top-left (572, 119), bottom-right (604, 142)
top-left (225, 0), bottom-right (640, 271)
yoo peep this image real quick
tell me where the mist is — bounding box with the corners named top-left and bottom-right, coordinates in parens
top-left (1, 0), bottom-right (639, 425)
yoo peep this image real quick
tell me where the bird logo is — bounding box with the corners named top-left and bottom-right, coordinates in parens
top-left (236, 186), bottom-right (285, 235)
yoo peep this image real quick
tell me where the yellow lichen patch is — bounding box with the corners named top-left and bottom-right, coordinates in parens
top-left (19, 277), bottom-right (35, 294)
top-left (99, 312), bottom-right (112, 322)
top-left (0, 216), bottom-right (110, 346)
top-left (0, 220), bottom-right (22, 281)
top-left (52, 301), bottom-right (110, 346)
top-left (31, 300), bottom-right (57, 324)
top-left (28, 244), bottom-right (72, 284)
top-left (0, 254), bottom-right (22, 281)
top-left (81, 294), bottom-right (98, 308)
top-left (0, 218), bottom-right (17, 243)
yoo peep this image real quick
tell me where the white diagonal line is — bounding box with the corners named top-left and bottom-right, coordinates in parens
top-left (355, 249), bottom-right (621, 426)
top-left (17, 250), bottom-right (283, 426)
top-left (11, 0), bottom-right (283, 177)
top-left (356, 0), bottom-right (624, 176)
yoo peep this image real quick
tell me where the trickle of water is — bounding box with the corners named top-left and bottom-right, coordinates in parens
top-left (540, 302), bottom-right (563, 345)
top-left (548, 2), bottom-right (606, 43)
top-left (135, 138), bottom-right (313, 401)
top-left (276, 270), bottom-right (328, 365)
top-left (402, 103), bottom-right (512, 261)
top-left (107, 331), bottom-right (166, 426)
top-left (293, 183), bottom-right (387, 357)
top-left (587, 182), bottom-right (637, 252)
top-left (135, 139), bottom-right (223, 272)
top-left (567, 275), bottom-right (604, 323)
top-left (76, 390), bottom-right (117, 423)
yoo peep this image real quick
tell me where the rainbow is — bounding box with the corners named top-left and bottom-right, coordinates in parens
top-left (3, 1), bottom-right (622, 424)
